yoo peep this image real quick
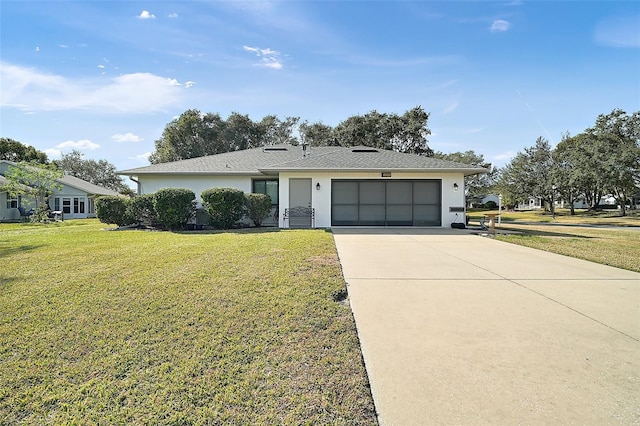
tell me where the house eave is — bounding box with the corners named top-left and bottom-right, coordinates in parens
top-left (259, 167), bottom-right (488, 176)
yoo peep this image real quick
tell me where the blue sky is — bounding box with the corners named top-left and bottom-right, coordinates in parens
top-left (1, 1), bottom-right (639, 171)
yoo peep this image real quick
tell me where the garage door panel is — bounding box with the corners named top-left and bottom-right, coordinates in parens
top-left (333, 181), bottom-right (358, 204)
top-left (387, 181), bottom-right (412, 204)
top-left (414, 181), bottom-right (441, 204)
top-left (360, 181), bottom-right (386, 204)
top-left (413, 205), bottom-right (441, 226)
top-left (387, 205), bottom-right (413, 226)
top-left (359, 205), bottom-right (386, 226)
top-left (332, 204), bottom-right (358, 226)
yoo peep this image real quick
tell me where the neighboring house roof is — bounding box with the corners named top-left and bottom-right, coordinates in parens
top-left (58, 174), bottom-right (120, 196)
top-left (118, 145), bottom-right (488, 176)
top-left (0, 160), bottom-right (119, 196)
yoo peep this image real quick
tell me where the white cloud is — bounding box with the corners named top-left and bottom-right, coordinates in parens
top-left (243, 45), bottom-right (284, 69)
top-left (44, 148), bottom-right (62, 159)
top-left (184, 81), bottom-right (196, 88)
top-left (112, 133), bottom-right (143, 143)
top-left (463, 128), bottom-right (483, 134)
top-left (35, 46), bottom-right (40, 52)
top-left (58, 44), bottom-right (69, 48)
top-left (138, 10), bottom-right (156, 19)
top-left (443, 101), bottom-right (459, 114)
top-left (130, 152), bottom-right (152, 161)
top-left (594, 16), bottom-right (640, 48)
top-left (56, 139), bottom-right (101, 150)
top-left (98, 64), bottom-right (105, 69)
top-left (490, 19), bottom-right (511, 33)
top-left (0, 62), bottom-right (189, 113)
top-left (494, 151), bottom-right (515, 161)
top-left (168, 13), bottom-right (178, 18)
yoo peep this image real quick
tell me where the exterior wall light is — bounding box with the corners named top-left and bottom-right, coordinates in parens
top-left (453, 182), bottom-right (459, 191)
top-left (316, 182), bottom-right (321, 190)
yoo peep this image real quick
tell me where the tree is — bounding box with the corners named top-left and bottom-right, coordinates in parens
top-left (55, 150), bottom-right (129, 193)
top-left (260, 115), bottom-right (300, 146)
top-left (496, 137), bottom-right (555, 214)
top-left (432, 150), bottom-right (495, 198)
top-left (299, 121), bottom-right (334, 146)
top-left (333, 106), bottom-right (432, 155)
top-left (587, 109), bottom-right (640, 216)
top-left (150, 109), bottom-right (228, 164)
top-left (0, 138), bottom-right (48, 163)
top-left (1, 161), bottom-right (62, 209)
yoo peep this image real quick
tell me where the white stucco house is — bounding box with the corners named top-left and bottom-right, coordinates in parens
top-left (0, 160), bottom-right (120, 221)
top-left (118, 145), bottom-right (487, 229)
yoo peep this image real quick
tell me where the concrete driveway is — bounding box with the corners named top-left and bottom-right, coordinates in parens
top-left (332, 228), bottom-right (640, 425)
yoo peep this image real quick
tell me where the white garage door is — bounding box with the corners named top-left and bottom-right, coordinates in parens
top-left (331, 180), bottom-right (441, 226)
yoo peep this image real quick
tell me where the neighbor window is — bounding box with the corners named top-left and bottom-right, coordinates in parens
top-left (6, 194), bottom-right (19, 209)
top-left (62, 198), bottom-right (71, 214)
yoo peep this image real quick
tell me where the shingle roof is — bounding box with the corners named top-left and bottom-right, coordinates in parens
top-left (261, 146), bottom-right (487, 175)
top-left (118, 145), bottom-right (343, 175)
top-left (59, 174), bottom-right (120, 196)
top-left (118, 145), bottom-right (487, 176)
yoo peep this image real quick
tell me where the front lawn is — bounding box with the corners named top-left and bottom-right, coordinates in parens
top-left (0, 220), bottom-right (376, 424)
top-left (495, 224), bottom-right (640, 273)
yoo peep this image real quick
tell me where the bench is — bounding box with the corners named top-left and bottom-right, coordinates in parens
top-left (283, 206), bottom-right (315, 228)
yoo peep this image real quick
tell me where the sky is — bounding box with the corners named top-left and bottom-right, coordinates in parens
top-left (1, 0), bottom-right (639, 173)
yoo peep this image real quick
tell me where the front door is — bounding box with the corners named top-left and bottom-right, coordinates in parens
top-left (289, 178), bottom-right (312, 228)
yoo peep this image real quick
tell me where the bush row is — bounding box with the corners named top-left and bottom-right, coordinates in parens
top-left (96, 188), bottom-right (272, 230)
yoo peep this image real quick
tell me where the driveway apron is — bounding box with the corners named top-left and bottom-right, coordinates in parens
top-left (332, 228), bottom-right (640, 425)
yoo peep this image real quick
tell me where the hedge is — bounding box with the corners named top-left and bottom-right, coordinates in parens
top-left (201, 188), bottom-right (246, 229)
top-left (153, 188), bottom-right (196, 230)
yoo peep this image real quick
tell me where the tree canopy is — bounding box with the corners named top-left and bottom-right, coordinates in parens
top-left (149, 106), bottom-right (434, 164)
top-left (0, 138), bottom-right (48, 163)
top-left (55, 150), bottom-right (130, 194)
top-left (496, 109), bottom-right (640, 215)
top-left (1, 161), bottom-right (63, 209)
top-left (433, 150), bottom-right (495, 198)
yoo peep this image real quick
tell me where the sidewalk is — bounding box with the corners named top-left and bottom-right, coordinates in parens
top-left (333, 228), bottom-right (640, 425)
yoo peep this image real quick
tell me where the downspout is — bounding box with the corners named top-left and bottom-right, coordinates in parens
top-left (128, 176), bottom-right (141, 195)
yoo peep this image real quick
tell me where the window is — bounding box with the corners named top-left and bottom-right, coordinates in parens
top-left (73, 197), bottom-right (79, 214)
top-left (253, 180), bottom-right (278, 206)
top-left (62, 198), bottom-right (71, 214)
top-left (6, 194), bottom-right (19, 209)
top-left (54, 197), bottom-right (60, 211)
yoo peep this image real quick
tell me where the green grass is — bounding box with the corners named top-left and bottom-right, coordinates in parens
top-left (494, 224), bottom-right (640, 273)
top-left (467, 208), bottom-right (640, 226)
top-left (0, 220), bottom-right (376, 424)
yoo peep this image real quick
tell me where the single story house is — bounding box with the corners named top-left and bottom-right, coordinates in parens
top-left (0, 160), bottom-right (120, 221)
top-left (119, 144), bottom-right (487, 228)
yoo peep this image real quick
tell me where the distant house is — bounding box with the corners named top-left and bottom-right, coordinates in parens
top-left (119, 144), bottom-right (487, 228)
top-left (0, 160), bottom-right (119, 221)
top-left (466, 194), bottom-right (500, 209)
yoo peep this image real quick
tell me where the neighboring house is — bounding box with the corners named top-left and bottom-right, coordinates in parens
top-left (516, 197), bottom-right (544, 210)
top-left (0, 160), bottom-right (119, 221)
top-left (118, 144), bottom-right (487, 228)
top-left (466, 194), bottom-right (500, 209)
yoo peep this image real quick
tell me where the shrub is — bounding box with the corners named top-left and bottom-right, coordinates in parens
top-left (30, 204), bottom-right (50, 223)
top-left (484, 201), bottom-right (498, 210)
top-left (245, 193), bottom-right (272, 226)
top-left (153, 188), bottom-right (196, 230)
top-left (128, 193), bottom-right (159, 226)
top-left (96, 196), bottom-right (133, 226)
top-left (201, 188), bottom-right (246, 229)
